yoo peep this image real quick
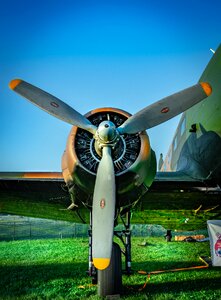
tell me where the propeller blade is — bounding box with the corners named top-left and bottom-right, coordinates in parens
top-left (92, 146), bottom-right (116, 270)
top-left (118, 82), bottom-right (212, 134)
top-left (9, 79), bottom-right (97, 134)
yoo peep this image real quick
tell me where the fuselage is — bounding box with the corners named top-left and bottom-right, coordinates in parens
top-left (162, 46), bottom-right (221, 185)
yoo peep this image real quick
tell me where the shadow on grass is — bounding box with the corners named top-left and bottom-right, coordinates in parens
top-left (0, 262), bottom-right (90, 298)
top-left (123, 264), bottom-right (221, 297)
top-left (123, 276), bottom-right (221, 296)
top-left (1, 261), bottom-right (221, 298)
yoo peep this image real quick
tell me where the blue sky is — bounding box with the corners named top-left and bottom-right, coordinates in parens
top-left (1, 0), bottom-right (221, 171)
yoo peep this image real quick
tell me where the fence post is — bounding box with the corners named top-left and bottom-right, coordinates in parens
top-left (13, 220), bottom-right (15, 240)
top-left (29, 220), bottom-right (31, 239)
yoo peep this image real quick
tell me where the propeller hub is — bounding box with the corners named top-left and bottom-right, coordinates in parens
top-left (94, 121), bottom-right (120, 155)
top-left (96, 121), bottom-right (117, 142)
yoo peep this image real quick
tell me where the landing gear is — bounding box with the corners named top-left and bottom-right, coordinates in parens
top-left (87, 211), bottom-right (97, 284)
top-left (87, 210), bottom-right (132, 296)
top-left (97, 243), bottom-right (122, 297)
top-left (115, 211), bottom-right (132, 275)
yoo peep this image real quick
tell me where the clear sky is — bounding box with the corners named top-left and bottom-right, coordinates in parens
top-left (1, 0), bottom-right (221, 171)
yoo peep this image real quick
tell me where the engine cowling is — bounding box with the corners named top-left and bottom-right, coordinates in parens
top-left (62, 107), bottom-right (156, 208)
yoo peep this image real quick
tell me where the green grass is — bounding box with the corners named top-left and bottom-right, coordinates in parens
top-left (0, 237), bottom-right (220, 299)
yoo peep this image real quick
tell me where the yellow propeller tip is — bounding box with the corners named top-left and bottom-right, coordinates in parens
top-left (9, 79), bottom-right (22, 90)
top-left (200, 82), bottom-right (212, 96)
top-left (93, 258), bottom-right (110, 270)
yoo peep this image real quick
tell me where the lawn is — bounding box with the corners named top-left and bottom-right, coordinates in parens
top-left (0, 237), bottom-right (220, 299)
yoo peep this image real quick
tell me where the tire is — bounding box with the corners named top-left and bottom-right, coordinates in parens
top-left (97, 242), bottom-right (122, 297)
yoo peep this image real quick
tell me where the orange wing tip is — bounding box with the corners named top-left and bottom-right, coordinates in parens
top-left (93, 258), bottom-right (110, 270)
top-left (9, 79), bottom-right (22, 90)
top-left (200, 82), bottom-right (212, 96)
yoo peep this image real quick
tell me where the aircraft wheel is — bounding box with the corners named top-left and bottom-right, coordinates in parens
top-left (97, 242), bottom-right (122, 297)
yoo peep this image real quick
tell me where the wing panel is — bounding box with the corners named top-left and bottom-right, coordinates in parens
top-left (132, 172), bottom-right (221, 230)
top-left (0, 173), bottom-right (89, 223)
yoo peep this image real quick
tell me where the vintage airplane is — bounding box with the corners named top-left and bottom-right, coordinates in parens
top-left (1, 44), bottom-right (221, 296)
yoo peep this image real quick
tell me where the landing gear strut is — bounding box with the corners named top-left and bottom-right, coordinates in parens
top-left (87, 211), bottom-right (97, 284)
top-left (115, 211), bottom-right (132, 275)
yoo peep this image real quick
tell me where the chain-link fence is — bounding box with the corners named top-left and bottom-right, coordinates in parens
top-left (0, 214), bottom-right (89, 241)
top-left (0, 214), bottom-right (207, 241)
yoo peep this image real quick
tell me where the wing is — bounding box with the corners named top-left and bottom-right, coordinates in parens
top-left (0, 172), bottom-right (88, 223)
top-left (131, 172), bottom-right (221, 230)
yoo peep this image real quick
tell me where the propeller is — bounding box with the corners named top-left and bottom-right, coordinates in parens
top-left (92, 146), bottom-right (116, 270)
top-left (118, 82), bottom-right (212, 134)
top-left (9, 78), bottom-right (212, 270)
top-left (9, 79), bottom-right (97, 135)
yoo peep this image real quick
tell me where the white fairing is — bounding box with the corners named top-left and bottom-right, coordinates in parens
top-left (207, 220), bottom-right (221, 266)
